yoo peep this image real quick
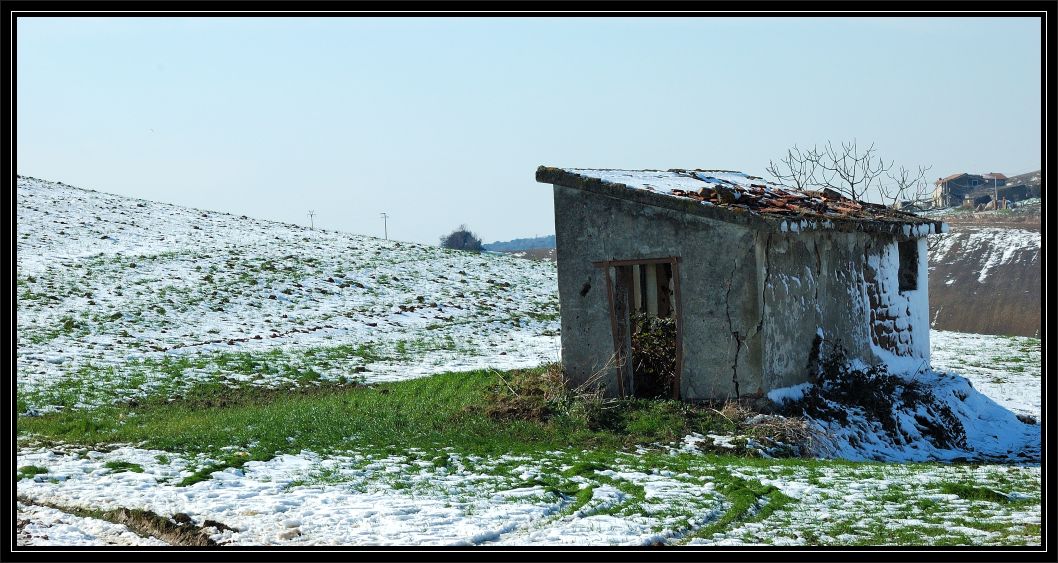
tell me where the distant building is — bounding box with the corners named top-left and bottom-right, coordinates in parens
top-left (932, 173), bottom-right (1007, 208)
top-left (962, 183), bottom-right (1040, 210)
top-left (538, 166), bottom-right (948, 401)
top-left (932, 170), bottom-right (1040, 209)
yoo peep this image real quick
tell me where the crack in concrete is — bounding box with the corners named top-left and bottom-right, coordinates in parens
top-left (724, 257), bottom-right (742, 400)
top-left (725, 233), bottom-right (775, 400)
top-left (812, 238), bottom-right (821, 302)
top-left (754, 233), bottom-right (773, 337)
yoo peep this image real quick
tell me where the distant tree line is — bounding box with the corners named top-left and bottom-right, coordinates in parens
top-left (483, 234), bottom-right (556, 252)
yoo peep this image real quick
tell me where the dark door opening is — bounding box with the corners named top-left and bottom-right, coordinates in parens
top-left (599, 258), bottom-right (683, 399)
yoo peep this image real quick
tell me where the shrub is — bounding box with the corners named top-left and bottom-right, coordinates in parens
top-left (630, 312), bottom-right (677, 399)
top-left (439, 224), bottom-right (484, 252)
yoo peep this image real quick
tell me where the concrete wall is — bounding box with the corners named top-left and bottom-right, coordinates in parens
top-left (552, 183), bottom-right (761, 400)
top-left (760, 232), bottom-right (931, 386)
top-left (756, 232), bottom-right (865, 391)
top-left (552, 183), bottom-right (933, 400)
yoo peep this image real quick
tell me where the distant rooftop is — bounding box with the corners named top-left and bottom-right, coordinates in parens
top-left (536, 167), bottom-right (947, 236)
top-left (936, 172), bottom-right (968, 184)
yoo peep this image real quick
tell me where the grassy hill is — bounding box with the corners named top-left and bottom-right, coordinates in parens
top-left (16, 175), bottom-right (560, 412)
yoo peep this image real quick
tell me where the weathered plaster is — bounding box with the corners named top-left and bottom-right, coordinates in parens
top-left (551, 182), bottom-right (933, 400)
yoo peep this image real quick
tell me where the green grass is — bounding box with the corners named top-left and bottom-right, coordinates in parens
top-left (17, 465), bottom-right (49, 481)
top-left (938, 482), bottom-right (1033, 505)
top-left (15, 365), bottom-right (1040, 546)
top-left (19, 367), bottom-right (713, 461)
top-left (525, 309), bottom-right (561, 323)
top-left (680, 470), bottom-right (794, 542)
top-left (17, 343), bottom-right (389, 413)
top-left (103, 460), bottom-right (145, 474)
top-left (16, 365), bottom-right (765, 497)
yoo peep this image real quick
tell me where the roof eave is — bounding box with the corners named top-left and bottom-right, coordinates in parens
top-left (536, 166), bottom-right (948, 237)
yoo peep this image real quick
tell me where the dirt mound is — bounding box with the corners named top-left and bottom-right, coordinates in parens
top-left (928, 226), bottom-right (1040, 337)
top-left (778, 347), bottom-right (967, 453)
top-left (770, 347), bottom-right (1039, 463)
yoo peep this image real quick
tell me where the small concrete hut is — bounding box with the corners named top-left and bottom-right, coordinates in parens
top-left (536, 166), bottom-right (949, 401)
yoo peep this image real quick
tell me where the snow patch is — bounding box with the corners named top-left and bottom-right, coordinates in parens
top-left (767, 383), bottom-right (813, 404)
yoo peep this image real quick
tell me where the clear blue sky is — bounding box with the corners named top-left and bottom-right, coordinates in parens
top-left (17, 17), bottom-right (1042, 244)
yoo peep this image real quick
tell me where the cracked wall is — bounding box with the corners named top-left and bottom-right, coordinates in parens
top-left (551, 183), bottom-right (932, 400)
top-left (552, 184), bottom-right (760, 400)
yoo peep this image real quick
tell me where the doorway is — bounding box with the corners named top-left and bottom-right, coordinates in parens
top-left (597, 257), bottom-right (683, 399)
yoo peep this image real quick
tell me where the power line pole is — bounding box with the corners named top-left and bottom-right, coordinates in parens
top-left (307, 210), bottom-right (316, 229)
top-left (380, 212), bottom-right (388, 240)
top-left (993, 176), bottom-right (999, 215)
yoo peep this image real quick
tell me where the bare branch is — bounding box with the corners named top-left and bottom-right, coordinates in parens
top-left (770, 140), bottom-right (934, 209)
top-left (814, 139), bottom-right (892, 201)
top-left (880, 164), bottom-right (933, 209)
top-left (766, 144), bottom-right (822, 191)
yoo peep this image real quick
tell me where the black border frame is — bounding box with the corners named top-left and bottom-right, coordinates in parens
top-left (2, 2), bottom-right (1052, 561)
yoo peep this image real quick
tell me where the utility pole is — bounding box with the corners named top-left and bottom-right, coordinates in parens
top-left (993, 176), bottom-right (999, 214)
top-left (307, 210), bottom-right (316, 229)
top-left (380, 212), bottom-right (388, 240)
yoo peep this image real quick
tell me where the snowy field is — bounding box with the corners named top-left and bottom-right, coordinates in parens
top-left (15, 420), bottom-right (1042, 547)
top-left (928, 226), bottom-right (1040, 285)
top-left (931, 330), bottom-right (1042, 419)
top-left (17, 176), bottom-right (560, 413)
top-left (16, 177), bottom-right (1041, 546)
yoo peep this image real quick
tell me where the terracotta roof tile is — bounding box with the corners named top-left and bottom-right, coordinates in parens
top-left (537, 166), bottom-right (947, 236)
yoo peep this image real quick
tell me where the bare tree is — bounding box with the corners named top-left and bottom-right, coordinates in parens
top-left (766, 144), bottom-right (822, 191)
top-left (767, 139), bottom-right (931, 207)
top-left (815, 140), bottom-right (893, 202)
top-left (879, 164), bottom-right (933, 209)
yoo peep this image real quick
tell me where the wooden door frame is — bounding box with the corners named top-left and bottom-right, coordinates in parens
top-left (593, 256), bottom-right (684, 400)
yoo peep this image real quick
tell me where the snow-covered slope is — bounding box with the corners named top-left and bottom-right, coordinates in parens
top-left (16, 176), bottom-right (561, 411)
top-left (927, 226), bottom-right (1040, 337)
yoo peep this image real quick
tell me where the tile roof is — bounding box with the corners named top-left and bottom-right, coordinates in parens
top-left (536, 166), bottom-right (948, 236)
top-left (936, 172), bottom-right (968, 184)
